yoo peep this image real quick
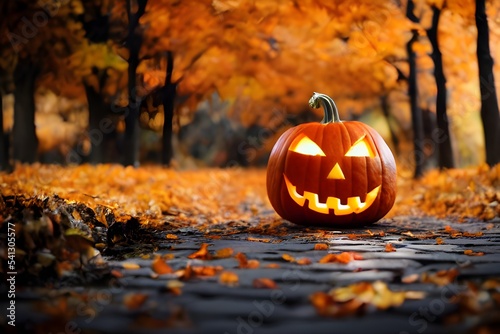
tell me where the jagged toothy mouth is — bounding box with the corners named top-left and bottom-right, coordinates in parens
top-left (283, 174), bottom-right (380, 215)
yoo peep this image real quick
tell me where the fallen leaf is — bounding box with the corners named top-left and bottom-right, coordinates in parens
top-left (253, 278), bottom-right (279, 289)
top-left (123, 293), bottom-right (148, 310)
top-left (191, 265), bottom-right (223, 276)
top-left (247, 237), bottom-right (272, 243)
top-left (463, 231), bottom-right (483, 237)
top-left (165, 280), bottom-right (184, 295)
top-left (122, 262), bottom-right (141, 270)
top-left (464, 249), bottom-right (485, 256)
top-left (152, 256), bottom-right (173, 275)
top-left (314, 243), bottom-right (329, 250)
top-left (296, 257), bottom-right (312, 265)
top-left (246, 259), bottom-right (260, 269)
top-left (111, 269), bottom-right (124, 278)
top-left (188, 243), bottom-right (211, 260)
top-left (235, 252), bottom-right (259, 269)
top-left (422, 268), bottom-right (459, 286)
top-left (219, 271), bottom-right (239, 286)
top-left (214, 247), bottom-right (234, 259)
top-left (402, 231), bottom-right (415, 238)
top-left (401, 273), bottom-right (419, 284)
top-left (166, 234), bottom-right (178, 240)
top-left (385, 243), bottom-right (396, 252)
top-left (312, 280), bottom-right (414, 317)
top-left (318, 252), bottom-right (362, 264)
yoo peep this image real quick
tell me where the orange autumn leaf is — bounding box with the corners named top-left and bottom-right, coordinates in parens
top-left (464, 249), bottom-right (485, 256)
top-left (401, 273), bottom-right (420, 284)
top-left (122, 262), bottom-right (141, 270)
top-left (123, 293), bottom-right (149, 310)
top-left (111, 269), bottom-right (124, 278)
top-left (235, 252), bottom-right (260, 269)
top-left (311, 281), bottom-right (421, 317)
top-left (282, 254), bottom-right (295, 262)
top-left (422, 268), bottom-right (459, 286)
top-left (444, 226), bottom-right (462, 238)
top-left (219, 271), bottom-right (239, 286)
top-left (319, 252), bottom-right (362, 264)
top-left (253, 278), bottom-right (279, 289)
top-left (296, 257), bottom-right (312, 265)
top-left (188, 243), bottom-right (211, 260)
top-left (436, 237), bottom-right (445, 245)
top-left (463, 231), bottom-right (483, 237)
top-left (191, 265), bottom-right (223, 276)
top-left (247, 237), bottom-right (272, 243)
top-left (235, 252), bottom-right (248, 268)
top-left (385, 243), bottom-right (397, 252)
top-left (166, 234), bottom-right (178, 240)
top-left (165, 280), bottom-right (184, 296)
top-left (314, 243), bottom-right (329, 250)
top-left (214, 247), bottom-right (234, 259)
top-left (246, 259), bottom-right (260, 269)
top-left (152, 256), bottom-right (173, 275)
top-left (402, 231), bottom-right (415, 238)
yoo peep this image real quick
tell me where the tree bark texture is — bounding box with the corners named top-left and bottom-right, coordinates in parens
top-left (0, 93), bottom-right (9, 170)
top-left (475, 0), bottom-right (500, 166)
top-left (427, 5), bottom-right (454, 169)
top-left (161, 51), bottom-right (176, 166)
top-left (13, 57), bottom-right (39, 163)
top-left (406, 0), bottom-right (425, 178)
top-left (123, 0), bottom-right (147, 167)
top-left (380, 94), bottom-right (400, 155)
top-left (84, 76), bottom-right (109, 164)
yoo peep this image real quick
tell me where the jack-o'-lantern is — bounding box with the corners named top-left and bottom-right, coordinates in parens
top-left (266, 92), bottom-right (397, 226)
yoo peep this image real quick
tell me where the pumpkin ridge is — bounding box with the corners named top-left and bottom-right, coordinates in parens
top-left (367, 125), bottom-right (395, 220)
top-left (339, 121), bottom-right (355, 224)
top-left (277, 126), bottom-right (307, 219)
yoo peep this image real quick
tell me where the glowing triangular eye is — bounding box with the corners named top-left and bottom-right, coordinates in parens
top-left (345, 135), bottom-right (376, 158)
top-left (289, 135), bottom-right (326, 156)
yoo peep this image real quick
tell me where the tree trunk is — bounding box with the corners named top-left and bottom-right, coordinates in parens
top-left (427, 5), bottom-right (454, 169)
top-left (0, 93), bottom-right (9, 170)
top-left (123, 0), bottom-right (147, 167)
top-left (84, 81), bottom-right (107, 164)
top-left (13, 58), bottom-right (39, 164)
top-left (161, 51), bottom-right (176, 166)
top-left (406, 0), bottom-right (425, 178)
top-left (475, 0), bottom-right (500, 166)
top-left (380, 94), bottom-right (400, 155)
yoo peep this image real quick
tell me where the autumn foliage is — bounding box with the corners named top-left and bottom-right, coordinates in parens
top-left (1, 0), bottom-right (500, 169)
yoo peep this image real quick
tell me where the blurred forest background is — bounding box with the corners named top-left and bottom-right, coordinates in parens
top-left (1, 0), bottom-right (499, 178)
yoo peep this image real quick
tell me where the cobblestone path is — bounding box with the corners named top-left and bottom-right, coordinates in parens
top-left (4, 216), bottom-right (500, 334)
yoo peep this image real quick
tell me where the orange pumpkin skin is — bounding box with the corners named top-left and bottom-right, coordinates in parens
top-left (266, 93), bottom-right (396, 227)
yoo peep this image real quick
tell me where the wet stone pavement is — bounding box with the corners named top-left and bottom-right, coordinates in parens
top-left (4, 216), bottom-right (500, 334)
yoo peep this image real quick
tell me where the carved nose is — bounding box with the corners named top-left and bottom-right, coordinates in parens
top-left (327, 163), bottom-right (345, 180)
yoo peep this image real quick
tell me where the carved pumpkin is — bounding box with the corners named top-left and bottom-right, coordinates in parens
top-left (266, 92), bottom-right (397, 226)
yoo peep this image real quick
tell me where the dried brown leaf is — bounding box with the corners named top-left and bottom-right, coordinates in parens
top-left (219, 271), bottom-right (239, 286)
top-left (253, 278), bottom-right (278, 289)
top-left (123, 293), bottom-right (148, 310)
top-left (385, 243), bottom-right (396, 252)
top-left (188, 243), bottom-right (211, 260)
top-left (152, 256), bottom-right (174, 275)
top-left (314, 243), bottom-right (329, 250)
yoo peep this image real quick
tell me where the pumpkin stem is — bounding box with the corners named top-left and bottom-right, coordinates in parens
top-left (309, 92), bottom-right (341, 123)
